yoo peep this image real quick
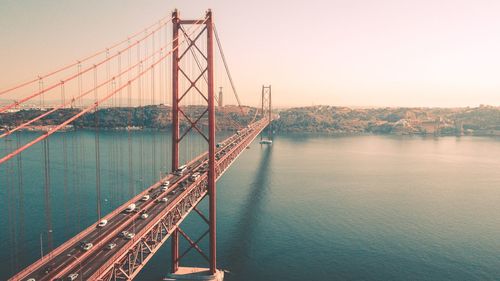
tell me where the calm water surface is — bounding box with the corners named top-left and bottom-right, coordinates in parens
top-left (1, 132), bottom-right (500, 280)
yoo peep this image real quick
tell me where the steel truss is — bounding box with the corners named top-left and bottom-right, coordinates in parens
top-left (91, 119), bottom-right (268, 280)
top-left (170, 9), bottom-right (217, 274)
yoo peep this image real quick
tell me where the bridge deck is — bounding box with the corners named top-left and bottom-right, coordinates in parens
top-left (10, 118), bottom-right (269, 281)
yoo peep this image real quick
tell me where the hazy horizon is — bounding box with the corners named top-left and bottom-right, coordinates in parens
top-left (1, 0), bottom-right (500, 108)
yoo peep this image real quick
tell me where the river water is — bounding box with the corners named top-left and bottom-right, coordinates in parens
top-left (1, 132), bottom-right (500, 280)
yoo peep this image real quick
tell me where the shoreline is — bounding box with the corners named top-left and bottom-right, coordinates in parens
top-left (3, 126), bottom-right (499, 139)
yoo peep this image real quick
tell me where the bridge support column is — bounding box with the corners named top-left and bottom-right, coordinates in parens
top-left (171, 8), bottom-right (180, 274)
top-left (169, 9), bottom-right (221, 279)
top-left (206, 9), bottom-right (217, 276)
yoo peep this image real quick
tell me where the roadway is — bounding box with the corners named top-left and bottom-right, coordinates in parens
top-left (12, 118), bottom-right (267, 281)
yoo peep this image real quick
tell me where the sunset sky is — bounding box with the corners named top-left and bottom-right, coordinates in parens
top-left (0, 0), bottom-right (499, 107)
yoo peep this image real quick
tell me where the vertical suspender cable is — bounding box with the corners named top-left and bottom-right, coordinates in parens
top-left (152, 64), bottom-right (157, 180)
top-left (159, 48), bottom-right (165, 176)
top-left (77, 62), bottom-right (82, 108)
top-left (6, 138), bottom-right (16, 273)
top-left (137, 43), bottom-right (144, 190)
top-left (75, 63), bottom-right (82, 228)
top-left (117, 53), bottom-right (125, 201)
top-left (213, 25), bottom-right (244, 115)
top-left (139, 64), bottom-right (144, 190)
top-left (94, 65), bottom-right (102, 221)
top-left (42, 138), bottom-right (53, 252)
top-left (71, 128), bottom-right (79, 230)
top-left (108, 79), bottom-right (116, 204)
top-left (61, 82), bottom-right (69, 235)
top-left (15, 133), bottom-right (24, 270)
top-left (127, 82), bottom-right (134, 197)
top-left (38, 77), bottom-right (44, 108)
top-left (127, 41), bottom-right (134, 198)
top-left (118, 53), bottom-right (122, 107)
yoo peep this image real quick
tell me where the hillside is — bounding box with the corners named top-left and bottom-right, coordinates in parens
top-left (1, 105), bottom-right (499, 136)
top-left (0, 105), bottom-right (257, 132)
top-left (273, 105), bottom-right (500, 136)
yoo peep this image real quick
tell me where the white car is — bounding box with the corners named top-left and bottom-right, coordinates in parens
top-left (161, 197), bottom-right (168, 203)
top-left (161, 186), bottom-right (168, 192)
top-left (107, 243), bottom-right (116, 250)
top-left (125, 204), bottom-right (136, 213)
top-left (162, 180), bottom-right (170, 187)
top-left (141, 195), bottom-right (150, 201)
top-left (126, 232), bottom-right (135, 240)
top-left (189, 172), bottom-right (200, 182)
top-left (82, 243), bottom-right (93, 251)
top-left (97, 219), bottom-right (108, 227)
top-left (120, 231), bottom-right (129, 237)
top-left (141, 213), bottom-right (149, 219)
top-left (67, 273), bottom-right (79, 280)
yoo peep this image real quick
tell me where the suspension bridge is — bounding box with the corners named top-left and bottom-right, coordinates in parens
top-left (0, 9), bottom-right (273, 281)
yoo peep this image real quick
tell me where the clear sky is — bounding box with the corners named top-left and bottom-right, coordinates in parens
top-left (0, 0), bottom-right (499, 107)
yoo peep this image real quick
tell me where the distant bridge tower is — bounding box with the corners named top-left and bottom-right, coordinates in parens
top-left (218, 87), bottom-right (223, 107)
top-left (260, 85), bottom-right (272, 143)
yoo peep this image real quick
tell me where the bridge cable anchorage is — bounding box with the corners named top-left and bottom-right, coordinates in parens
top-left (0, 17), bottom-right (172, 96)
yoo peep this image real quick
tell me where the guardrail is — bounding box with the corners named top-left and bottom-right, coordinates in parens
top-left (10, 150), bottom-right (209, 281)
top-left (90, 119), bottom-right (268, 280)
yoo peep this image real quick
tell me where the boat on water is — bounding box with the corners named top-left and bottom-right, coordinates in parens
top-left (259, 140), bottom-right (273, 144)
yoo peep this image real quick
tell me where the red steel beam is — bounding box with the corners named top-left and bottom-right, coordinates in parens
top-left (8, 149), bottom-right (210, 281)
top-left (206, 9), bottom-right (217, 275)
top-left (171, 9), bottom-right (180, 273)
top-left (171, 9), bottom-right (180, 172)
top-left (87, 118), bottom-right (269, 281)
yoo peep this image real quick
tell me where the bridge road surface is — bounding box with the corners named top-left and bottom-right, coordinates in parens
top-left (14, 120), bottom-right (265, 281)
top-left (63, 123), bottom-right (262, 280)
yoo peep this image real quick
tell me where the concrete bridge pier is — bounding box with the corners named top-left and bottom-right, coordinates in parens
top-left (164, 267), bottom-right (224, 281)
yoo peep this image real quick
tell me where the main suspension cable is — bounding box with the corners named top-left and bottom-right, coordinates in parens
top-left (0, 26), bottom-right (189, 139)
top-left (213, 24), bottom-right (244, 115)
top-left (0, 19), bottom-right (207, 165)
top-left (0, 22), bottom-right (168, 114)
top-left (0, 17), bottom-right (172, 96)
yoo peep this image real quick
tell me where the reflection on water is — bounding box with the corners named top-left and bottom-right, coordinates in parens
top-left (224, 144), bottom-right (272, 276)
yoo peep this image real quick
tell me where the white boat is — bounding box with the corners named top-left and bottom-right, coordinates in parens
top-left (259, 140), bottom-right (273, 144)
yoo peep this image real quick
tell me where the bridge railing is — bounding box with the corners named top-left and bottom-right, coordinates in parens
top-left (9, 150), bottom-right (209, 281)
top-left (90, 119), bottom-right (268, 280)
